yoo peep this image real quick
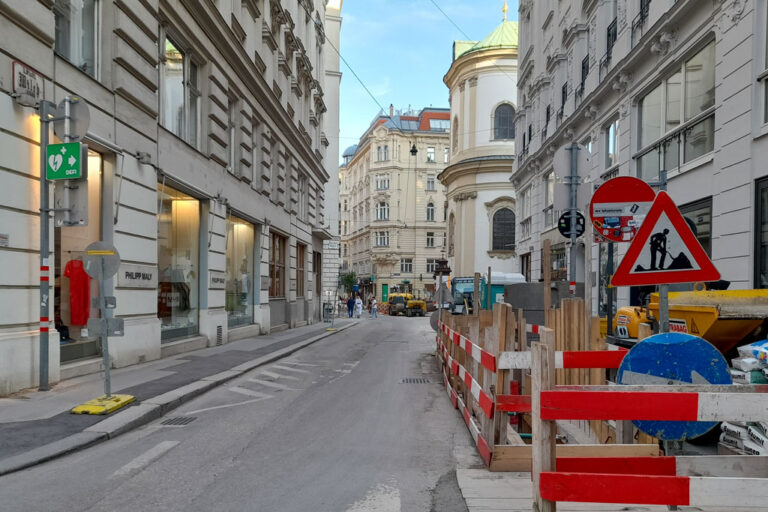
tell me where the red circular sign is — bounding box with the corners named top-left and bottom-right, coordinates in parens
top-left (589, 176), bottom-right (656, 242)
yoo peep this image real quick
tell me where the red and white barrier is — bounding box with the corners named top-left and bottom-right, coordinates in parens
top-left (498, 349), bottom-right (626, 370)
top-left (438, 338), bottom-right (495, 419)
top-left (526, 323), bottom-right (544, 334)
top-left (439, 322), bottom-right (497, 372)
top-left (442, 370), bottom-right (492, 466)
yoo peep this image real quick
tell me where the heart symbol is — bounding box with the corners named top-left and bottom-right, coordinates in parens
top-left (48, 154), bottom-right (63, 172)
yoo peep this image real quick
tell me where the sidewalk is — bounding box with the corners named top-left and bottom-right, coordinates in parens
top-left (0, 319), bottom-right (356, 476)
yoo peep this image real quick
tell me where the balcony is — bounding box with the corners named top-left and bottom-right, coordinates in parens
top-left (631, 0), bottom-right (651, 48)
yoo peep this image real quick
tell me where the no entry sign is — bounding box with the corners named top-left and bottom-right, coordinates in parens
top-left (589, 176), bottom-right (655, 242)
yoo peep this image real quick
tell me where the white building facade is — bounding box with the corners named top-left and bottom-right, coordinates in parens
top-left (0, 0), bottom-right (340, 395)
top-left (514, 0), bottom-right (768, 315)
top-left (441, 17), bottom-right (519, 279)
top-left (340, 108), bottom-right (450, 301)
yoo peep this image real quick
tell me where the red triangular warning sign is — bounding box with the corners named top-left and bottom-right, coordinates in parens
top-left (612, 191), bottom-right (720, 286)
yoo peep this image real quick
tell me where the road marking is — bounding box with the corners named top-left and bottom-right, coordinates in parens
top-left (247, 378), bottom-right (300, 391)
top-left (284, 362), bottom-right (324, 368)
top-left (259, 370), bottom-right (300, 381)
top-left (271, 364), bottom-right (311, 374)
top-left (111, 441), bottom-right (179, 478)
top-left (229, 386), bottom-right (272, 398)
top-left (185, 398), bottom-right (269, 415)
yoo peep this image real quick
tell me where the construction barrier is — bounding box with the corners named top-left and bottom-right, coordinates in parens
top-left (530, 328), bottom-right (768, 511)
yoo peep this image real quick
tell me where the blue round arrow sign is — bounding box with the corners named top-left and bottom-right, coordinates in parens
top-left (616, 332), bottom-right (732, 441)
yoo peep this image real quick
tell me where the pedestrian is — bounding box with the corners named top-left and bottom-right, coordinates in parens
top-left (370, 296), bottom-right (378, 318)
top-left (354, 295), bottom-right (363, 318)
top-left (347, 295), bottom-right (354, 318)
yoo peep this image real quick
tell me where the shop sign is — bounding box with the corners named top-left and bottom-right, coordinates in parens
top-left (46, 142), bottom-right (83, 180)
top-left (327, 240), bottom-right (340, 250)
top-left (210, 271), bottom-right (226, 289)
top-left (116, 263), bottom-right (157, 289)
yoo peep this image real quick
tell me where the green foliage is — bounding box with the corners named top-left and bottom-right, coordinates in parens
top-left (340, 272), bottom-right (357, 294)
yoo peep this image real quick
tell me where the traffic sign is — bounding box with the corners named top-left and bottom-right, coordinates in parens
top-left (83, 241), bottom-right (121, 280)
top-left (611, 191), bottom-right (720, 286)
top-left (589, 177), bottom-right (655, 242)
top-left (558, 211), bottom-right (585, 238)
top-left (54, 96), bottom-right (91, 141)
top-left (616, 332), bottom-right (732, 440)
top-left (46, 142), bottom-right (83, 180)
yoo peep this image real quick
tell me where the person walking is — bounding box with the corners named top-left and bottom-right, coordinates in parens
top-left (354, 295), bottom-right (363, 319)
top-left (370, 296), bottom-right (378, 318)
top-left (347, 296), bottom-right (354, 318)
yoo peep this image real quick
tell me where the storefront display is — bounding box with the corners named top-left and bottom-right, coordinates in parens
top-left (157, 183), bottom-right (200, 340)
top-left (225, 215), bottom-right (255, 327)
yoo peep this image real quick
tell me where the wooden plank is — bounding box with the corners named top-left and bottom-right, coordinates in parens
top-left (532, 331), bottom-right (557, 512)
top-left (493, 304), bottom-right (509, 445)
top-left (675, 455), bottom-right (768, 478)
top-left (543, 238), bottom-right (551, 326)
top-left (489, 444), bottom-right (661, 472)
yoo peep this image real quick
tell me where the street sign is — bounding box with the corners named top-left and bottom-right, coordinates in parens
top-left (589, 176), bottom-right (656, 242)
top-left (557, 211), bottom-right (585, 238)
top-left (12, 60), bottom-right (43, 107)
top-left (616, 332), bottom-right (732, 440)
top-left (83, 241), bottom-right (121, 280)
top-left (611, 191), bottom-right (720, 286)
top-left (46, 142), bottom-right (83, 180)
top-left (54, 96), bottom-right (90, 141)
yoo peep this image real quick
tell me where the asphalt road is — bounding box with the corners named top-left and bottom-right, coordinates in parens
top-left (0, 316), bottom-right (476, 512)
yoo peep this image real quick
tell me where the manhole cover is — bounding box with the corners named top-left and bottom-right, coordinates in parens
top-left (400, 378), bottom-right (430, 384)
top-left (161, 416), bottom-right (196, 426)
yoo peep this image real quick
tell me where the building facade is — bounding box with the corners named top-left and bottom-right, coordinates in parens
top-left (340, 108), bottom-right (450, 302)
top-left (441, 14), bottom-right (519, 279)
top-left (514, 0), bottom-right (768, 316)
top-left (0, 0), bottom-right (340, 395)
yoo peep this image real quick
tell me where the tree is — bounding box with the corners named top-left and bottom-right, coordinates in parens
top-left (340, 272), bottom-right (357, 294)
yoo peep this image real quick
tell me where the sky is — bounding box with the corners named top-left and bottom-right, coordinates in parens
top-left (336, 0), bottom-right (519, 163)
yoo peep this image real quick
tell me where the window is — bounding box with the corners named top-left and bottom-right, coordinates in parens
top-left (520, 253), bottom-right (531, 282)
top-left (444, 148), bottom-right (450, 163)
top-left (606, 18), bottom-right (618, 58)
top-left (679, 197), bottom-right (712, 257)
top-left (228, 96), bottom-right (237, 168)
top-left (544, 105), bottom-right (551, 136)
top-left (427, 147), bottom-right (436, 163)
top-left (226, 215), bottom-right (255, 327)
top-left (343, 199), bottom-right (348, 211)
top-left (426, 232), bottom-right (435, 247)
top-left (636, 41), bottom-right (715, 180)
top-left (430, 119), bottom-right (450, 131)
top-left (492, 208), bottom-right (516, 251)
top-left (426, 202), bottom-right (435, 221)
top-left (343, 244), bottom-right (348, 257)
top-left (377, 146), bottom-right (382, 161)
top-left (544, 172), bottom-right (555, 228)
top-left (452, 117), bottom-right (459, 153)
top-left (376, 202), bottom-right (389, 221)
top-left (520, 187), bottom-right (532, 239)
top-left (528, 124), bottom-right (533, 144)
top-left (296, 243), bottom-right (306, 297)
top-left (384, 145), bottom-right (389, 160)
top-left (375, 174), bottom-right (390, 190)
top-left (54, 0), bottom-right (98, 77)
top-left (604, 118), bottom-right (619, 169)
top-left (448, 214), bottom-right (455, 256)
top-left (757, 178), bottom-right (768, 288)
top-left (343, 221), bottom-right (347, 235)
top-left (162, 37), bottom-right (201, 146)
top-left (561, 82), bottom-right (568, 109)
top-left (493, 104), bottom-right (515, 140)
top-left (426, 259), bottom-right (437, 273)
top-left (298, 174), bottom-right (308, 221)
top-left (400, 258), bottom-right (413, 273)
top-left (581, 55), bottom-right (589, 90)
top-left (269, 232), bottom-right (287, 297)
top-left (376, 231), bottom-right (389, 247)
top-left (427, 175), bottom-right (436, 191)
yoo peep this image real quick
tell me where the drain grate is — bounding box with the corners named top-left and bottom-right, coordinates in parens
top-left (161, 416), bottom-right (197, 426)
top-left (400, 378), bottom-right (430, 384)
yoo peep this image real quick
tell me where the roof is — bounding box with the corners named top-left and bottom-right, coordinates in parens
top-left (342, 144), bottom-right (358, 158)
top-left (455, 21), bottom-right (518, 60)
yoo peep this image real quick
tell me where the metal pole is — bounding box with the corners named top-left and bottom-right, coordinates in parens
top-left (38, 101), bottom-right (52, 391)
top-left (99, 256), bottom-right (111, 397)
top-left (607, 242), bottom-right (614, 336)
top-left (658, 168), bottom-right (669, 333)
top-left (568, 142), bottom-right (579, 295)
top-left (487, 266), bottom-right (492, 309)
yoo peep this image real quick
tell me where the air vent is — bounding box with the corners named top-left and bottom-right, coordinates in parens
top-left (216, 325), bottom-right (223, 346)
top-left (161, 416), bottom-right (196, 426)
top-left (400, 378), bottom-right (430, 384)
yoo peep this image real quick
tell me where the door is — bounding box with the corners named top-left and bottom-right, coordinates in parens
top-left (381, 284), bottom-right (389, 303)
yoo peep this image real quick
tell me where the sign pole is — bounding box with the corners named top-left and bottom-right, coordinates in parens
top-left (99, 256), bottom-right (111, 398)
top-left (38, 100), bottom-right (54, 391)
top-left (607, 242), bottom-right (614, 336)
top-left (567, 142), bottom-right (579, 295)
top-left (658, 169), bottom-right (669, 333)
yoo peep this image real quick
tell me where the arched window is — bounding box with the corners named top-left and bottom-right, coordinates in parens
top-left (376, 201), bottom-right (389, 221)
top-left (383, 145), bottom-right (389, 160)
top-left (448, 213), bottom-right (455, 256)
top-left (494, 104), bottom-right (515, 140)
top-left (492, 208), bottom-right (516, 250)
top-left (452, 117), bottom-right (459, 153)
top-left (377, 146), bottom-right (382, 161)
top-left (426, 202), bottom-right (435, 221)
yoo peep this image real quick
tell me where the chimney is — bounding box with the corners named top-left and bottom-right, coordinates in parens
top-left (389, 104), bottom-right (394, 117)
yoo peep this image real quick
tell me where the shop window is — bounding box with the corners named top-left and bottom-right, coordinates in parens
top-left (226, 215), bottom-right (255, 327)
top-left (494, 104), bottom-right (515, 140)
top-left (756, 178), bottom-right (768, 288)
top-left (269, 232), bottom-right (287, 298)
top-left (297, 243), bottom-right (306, 297)
top-left (157, 184), bottom-right (200, 340)
top-left (54, 0), bottom-right (98, 78)
top-left (492, 208), bottom-right (516, 251)
top-left (679, 197), bottom-right (712, 257)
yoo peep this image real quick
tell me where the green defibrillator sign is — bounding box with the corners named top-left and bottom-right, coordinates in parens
top-left (46, 142), bottom-right (83, 180)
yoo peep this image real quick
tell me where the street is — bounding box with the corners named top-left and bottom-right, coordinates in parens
top-left (0, 317), bottom-right (475, 512)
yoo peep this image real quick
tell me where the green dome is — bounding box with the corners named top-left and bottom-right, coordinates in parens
top-left (464, 21), bottom-right (518, 56)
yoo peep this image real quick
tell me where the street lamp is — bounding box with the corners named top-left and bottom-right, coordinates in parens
top-left (410, 143), bottom-right (418, 156)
